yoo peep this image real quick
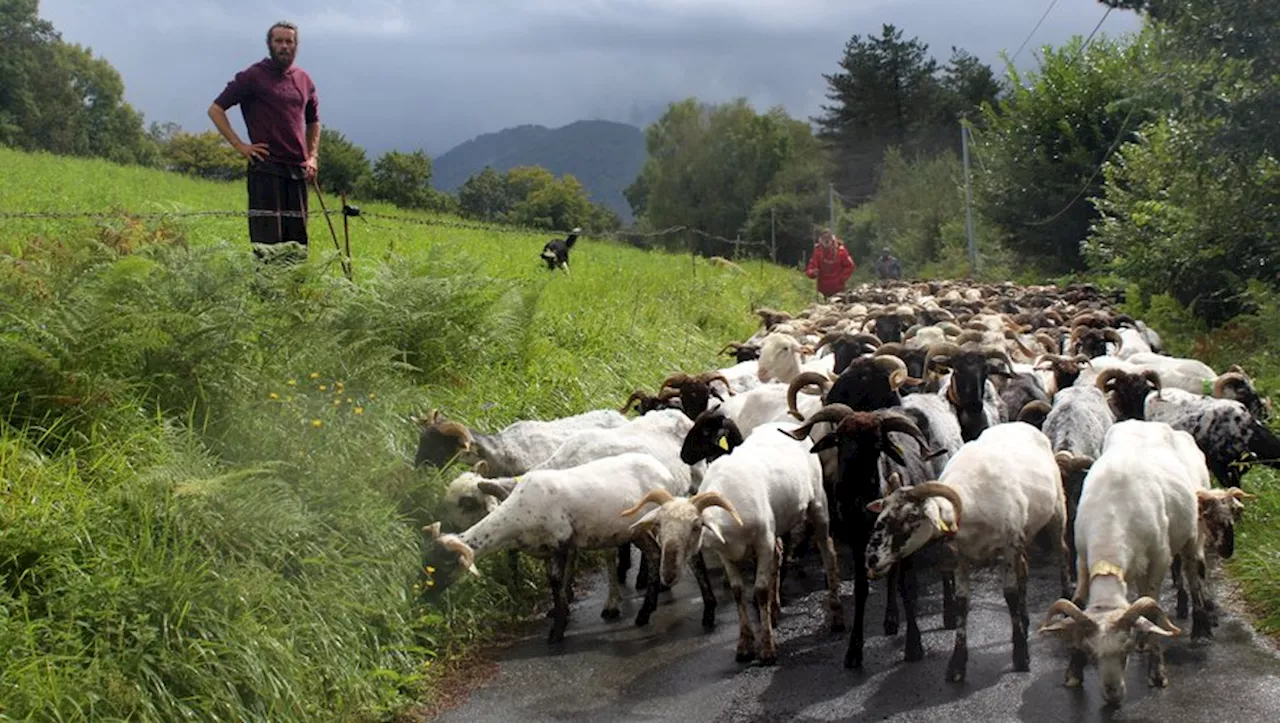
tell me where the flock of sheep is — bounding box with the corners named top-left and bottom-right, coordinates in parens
top-left (413, 278), bottom-right (1276, 708)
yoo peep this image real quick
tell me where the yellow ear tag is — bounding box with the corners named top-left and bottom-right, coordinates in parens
top-left (935, 518), bottom-right (955, 535)
top-left (513, 475), bottom-right (523, 484)
top-left (717, 436), bottom-right (730, 451)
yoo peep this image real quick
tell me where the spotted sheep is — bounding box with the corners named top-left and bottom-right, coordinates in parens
top-left (420, 452), bottom-right (713, 644)
top-left (865, 421), bottom-right (1071, 683)
top-left (621, 419), bottom-right (845, 664)
top-left (1096, 369), bottom-right (1280, 488)
top-left (1037, 420), bottom-right (1213, 708)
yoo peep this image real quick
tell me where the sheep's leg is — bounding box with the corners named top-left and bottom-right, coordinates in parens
top-left (945, 559), bottom-right (971, 683)
top-left (1183, 547), bottom-right (1213, 640)
top-left (771, 537), bottom-right (783, 621)
top-left (1171, 556), bottom-right (1189, 620)
top-left (941, 570), bottom-right (958, 630)
top-left (546, 546), bottom-right (572, 644)
top-left (809, 511), bottom-right (845, 633)
top-left (633, 534), bottom-right (662, 628)
top-left (616, 543), bottom-right (632, 588)
top-left (723, 557), bottom-right (755, 663)
top-left (635, 549), bottom-right (651, 591)
top-left (883, 564), bottom-right (900, 636)
top-left (564, 547), bottom-right (579, 604)
top-left (844, 538), bottom-right (869, 669)
top-left (898, 555), bottom-right (924, 662)
top-left (754, 538), bottom-right (781, 665)
top-left (1004, 548), bottom-right (1031, 672)
top-left (1071, 555), bottom-right (1090, 607)
top-left (506, 549), bottom-right (521, 586)
top-left (692, 551), bottom-right (717, 629)
top-left (1045, 505), bottom-right (1072, 601)
top-left (1065, 649), bottom-right (1087, 688)
top-left (601, 548), bottom-right (623, 621)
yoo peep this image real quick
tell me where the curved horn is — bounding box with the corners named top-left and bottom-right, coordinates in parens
top-left (619, 389), bottom-right (651, 413)
top-left (691, 491), bottom-right (745, 526)
top-left (1118, 596), bottom-right (1180, 634)
top-left (619, 488), bottom-right (676, 518)
top-left (438, 535), bottom-right (479, 577)
top-left (1094, 368), bottom-right (1126, 393)
top-left (1103, 329), bottom-right (1124, 350)
top-left (435, 421), bottom-right (475, 451)
top-left (660, 372), bottom-right (696, 391)
top-left (956, 329), bottom-right (986, 346)
top-left (904, 482), bottom-right (964, 528)
top-left (1213, 372), bottom-right (1249, 398)
top-left (817, 331), bottom-right (850, 351)
top-left (787, 371), bottom-right (833, 420)
top-left (1141, 369), bottom-right (1163, 393)
top-left (1018, 400), bottom-right (1053, 426)
top-left (1069, 324), bottom-right (1088, 343)
top-left (872, 353), bottom-right (910, 390)
top-left (925, 341), bottom-right (961, 371)
top-left (782, 403), bottom-right (856, 440)
top-left (878, 412), bottom-right (932, 452)
top-left (873, 342), bottom-right (909, 359)
top-left (985, 346), bottom-right (1016, 374)
top-left (698, 371), bottom-right (735, 395)
top-left (848, 332), bottom-right (885, 350)
top-left (1041, 599), bottom-right (1090, 628)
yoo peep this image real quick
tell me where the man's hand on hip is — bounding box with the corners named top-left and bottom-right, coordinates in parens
top-left (236, 141), bottom-right (270, 162)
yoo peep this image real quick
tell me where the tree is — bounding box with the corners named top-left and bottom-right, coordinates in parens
top-left (367, 149), bottom-right (433, 209)
top-left (972, 35), bottom-right (1148, 272)
top-left (162, 131), bottom-right (244, 181)
top-left (626, 98), bottom-right (827, 255)
top-left (0, 1), bottom-right (154, 165)
top-left (457, 166), bottom-right (512, 220)
top-left (315, 128), bottom-right (371, 197)
top-left (1085, 0), bottom-right (1280, 324)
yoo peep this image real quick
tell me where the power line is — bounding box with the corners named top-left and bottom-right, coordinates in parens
top-left (1011, 0), bottom-right (1061, 64)
top-left (1066, 6), bottom-right (1113, 67)
top-left (1022, 103), bottom-right (1138, 227)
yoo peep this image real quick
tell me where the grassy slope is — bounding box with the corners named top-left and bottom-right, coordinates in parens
top-left (0, 147), bottom-right (813, 721)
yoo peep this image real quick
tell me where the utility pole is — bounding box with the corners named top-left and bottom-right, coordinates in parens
top-left (770, 207), bottom-right (777, 263)
top-left (961, 121), bottom-right (978, 277)
top-left (828, 183), bottom-right (836, 231)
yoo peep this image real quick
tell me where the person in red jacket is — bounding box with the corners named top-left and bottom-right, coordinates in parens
top-left (805, 228), bottom-right (856, 297)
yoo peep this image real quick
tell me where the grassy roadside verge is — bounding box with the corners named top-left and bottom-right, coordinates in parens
top-left (0, 147), bottom-right (814, 720)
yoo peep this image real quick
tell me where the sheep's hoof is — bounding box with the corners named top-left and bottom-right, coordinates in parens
top-left (701, 608), bottom-right (717, 630)
top-left (1192, 611), bottom-right (1213, 641)
top-left (1013, 649), bottom-right (1031, 672)
top-left (1065, 675), bottom-right (1083, 688)
top-left (905, 638), bottom-right (924, 662)
top-left (884, 619), bottom-right (899, 636)
top-left (945, 667), bottom-right (966, 683)
top-left (735, 649), bottom-right (756, 664)
top-left (547, 625), bottom-right (567, 645)
top-left (758, 650), bottom-right (778, 666)
top-left (829, 615), bottom-right (846, 634)
top-left (843, 650), bottom-right (863, 669)
top-left (634, 610), bottom-right (653, 628)
top-left (1149, 673), bottom-right (1168, 689)
top-left (601, 608), bottom-right (622, 621)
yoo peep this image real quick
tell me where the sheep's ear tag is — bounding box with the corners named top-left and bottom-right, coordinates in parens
top-left (717, 436), bottom-right (730, 451)
top-left (513, 475), bottom-right (523, 485)
top-left (935, 518), bottom-right (956, 536)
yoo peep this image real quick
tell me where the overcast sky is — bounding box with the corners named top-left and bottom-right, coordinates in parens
top-left (40, 0), bottom-right (1143, 157)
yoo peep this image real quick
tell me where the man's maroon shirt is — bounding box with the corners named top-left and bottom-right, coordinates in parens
top-left (213, 58), bottom-right (319, 168)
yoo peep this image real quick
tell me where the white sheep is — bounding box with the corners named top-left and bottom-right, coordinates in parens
top-left (755, 332), bottom-right (834, 384)
top-left (865, 421), bottom-right (1070, 683)
top-left (422, 452), bottom-right (711, 644)
top-left (1126, 352), bottom-right (1218, 395)
top-left (413, 407), bottom-right (628, 475)
top-left (1037, 420), bottom-right (1210, 708)
top-left (621, 420), bottom-right (844, 665)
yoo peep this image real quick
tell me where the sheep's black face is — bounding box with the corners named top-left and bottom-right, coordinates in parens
top-left (947, 353), bottom-right (1000, 441)
top-left (828, 361), bottom-right (900, 412)
top-left (1076, 331), bottom-right (1111, 359)
top-left (680, 411), bottom-right (742, 465)
top-left (679, 385), bottom-right (713, 420)
top-left (415, 428), bottom-right (468, 469)
top-left (1105, 376), bottom-right (1156, 421)
top-left (873, 315), bottom-right (909, 344)
top-left (416, 543), bottom-right (463, 602)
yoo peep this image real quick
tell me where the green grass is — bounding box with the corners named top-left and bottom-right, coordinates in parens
top-left (0, 146), bottom-right (813, 721)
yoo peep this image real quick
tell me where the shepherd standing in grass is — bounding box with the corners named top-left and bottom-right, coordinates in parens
top-left (208, 21), bottom-right (320, 263)
top-left (805, 228), bottom-right (855, 298)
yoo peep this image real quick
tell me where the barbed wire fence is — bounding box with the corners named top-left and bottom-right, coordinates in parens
top-left (0, 203), bottom-right (796, 282)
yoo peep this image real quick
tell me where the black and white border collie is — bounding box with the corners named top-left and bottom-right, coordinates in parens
top-left (540, 227), bottom-right (581, 272)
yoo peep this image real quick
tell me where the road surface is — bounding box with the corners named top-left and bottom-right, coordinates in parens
top-left (435, 549), bottom-right (1280, 722)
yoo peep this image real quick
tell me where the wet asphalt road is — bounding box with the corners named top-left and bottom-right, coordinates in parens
top-left (435, 550), bottom-right (1280, 723)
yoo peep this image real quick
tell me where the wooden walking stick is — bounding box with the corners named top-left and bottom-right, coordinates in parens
top-left (310, 178), bottom-right (352, 280)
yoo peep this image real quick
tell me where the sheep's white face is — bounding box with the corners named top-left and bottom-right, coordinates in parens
top-left (634, 501), bottom-right (726, 588)
top-left (757, 334), bottom-right (802, 382)
top-left (442, 473), bottom-right (501, 531)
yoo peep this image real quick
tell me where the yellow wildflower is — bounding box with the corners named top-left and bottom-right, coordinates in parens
top-left (319, 384), bottom-right (328, 391)
top-left (286, 379), bottom-right (297, 386)
top-left (309, 372), bottom-right (320, 379)
top-left (346, 397), bottom-right (354, 403)
top-left (268, 392), bottom-right (279, 400)
top-left (354, 407), bottom-right (364, 415)
top-left (369, 393), bottom-right (377, 400)
top-left (311, 419), bottom-right (323, 428)
top-left (333, 399), bottom-right (341, 406)
top-left (426, 580), bottom-right (435, 588)
top-left (426, 566), bottom-right (436, 574)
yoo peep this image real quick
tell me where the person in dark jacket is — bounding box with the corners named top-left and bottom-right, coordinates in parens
top-left (805, 229), bottom-right (856, 298)
top-left (874, 247), bottom-right (902, 280)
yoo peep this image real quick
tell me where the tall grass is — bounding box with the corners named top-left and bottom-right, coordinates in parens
top-left (0, 146), bottom-right (813, 720)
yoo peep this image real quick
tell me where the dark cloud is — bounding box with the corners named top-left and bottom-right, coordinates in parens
top-left (40, 0), bottom-right (1142, 157)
